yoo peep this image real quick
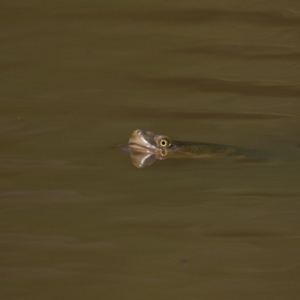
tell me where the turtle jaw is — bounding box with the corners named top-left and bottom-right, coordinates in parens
top-left (127, 129), bottom-right (160, 153)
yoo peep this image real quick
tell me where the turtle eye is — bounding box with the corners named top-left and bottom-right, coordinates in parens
top-left (158, 138), bottom-right (170, 148)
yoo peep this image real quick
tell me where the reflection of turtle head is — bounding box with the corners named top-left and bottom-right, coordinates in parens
top-left (130, 152), bottom-right (157, 168)
top-left (130, 151), bottom-right (169, 168)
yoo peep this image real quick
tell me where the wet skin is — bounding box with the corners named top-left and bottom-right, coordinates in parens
top-left (124, 129), bottom-right (263, 168)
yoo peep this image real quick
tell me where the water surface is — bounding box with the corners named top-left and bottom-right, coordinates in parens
top-left (1, 1), bottom-right (300, 299)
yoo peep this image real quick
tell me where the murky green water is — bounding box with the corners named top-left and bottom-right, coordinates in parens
top-left (1, 1), bottom-right (300, 299)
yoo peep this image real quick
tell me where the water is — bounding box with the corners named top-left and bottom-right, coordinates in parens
top-left (1, 1), bottom-right (300, 299)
